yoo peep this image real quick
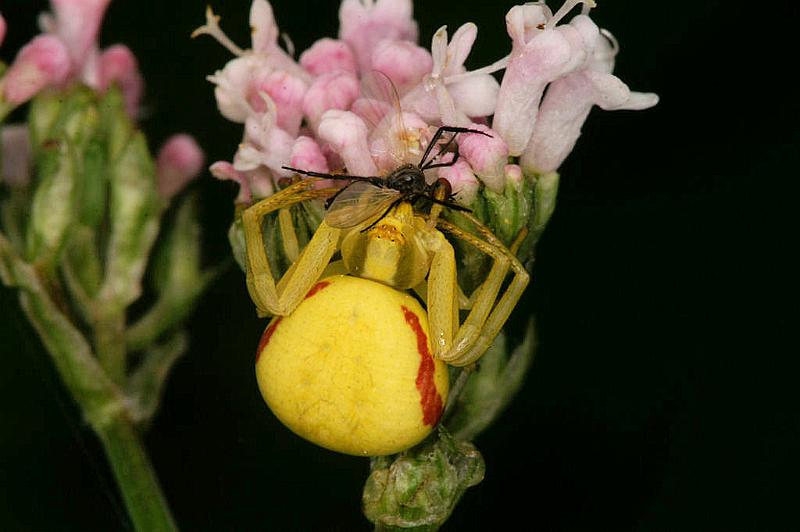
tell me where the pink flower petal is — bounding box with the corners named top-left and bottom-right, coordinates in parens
top-left (249, 0), bottom-right (279, 55)
top-left (493, 29), bottom-right (572, 156)
top-left (210, 161), bottom-right (251, 204)
top-left (317, 109), bottom-right (378, 176)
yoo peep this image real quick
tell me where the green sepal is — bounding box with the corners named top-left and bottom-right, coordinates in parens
top-left (98, 87), bottom-right (134, 165)
top-left (127, 194), bottom-right (219, 351)
top-left (27, 92), bottom-right (62, 149)
top-left (446, 323), bottom-right (537, 441)
top-left (483, 176), bottom-right (534, 248)
top-left (24, 137), bottom-right (76, 269)
top-left (363, 427), bottom-right (485, 531)
top-left (100, 131), bottom-right (160, 308)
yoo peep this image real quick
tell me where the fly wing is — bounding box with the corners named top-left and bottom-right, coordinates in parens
top-left (324, 181), bottom-right (401, 229)
top-left (351, 71), bottom-right (410, 171)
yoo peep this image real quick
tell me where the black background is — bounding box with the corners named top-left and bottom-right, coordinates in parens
top-left (0, 1), bottom-right (796, 530)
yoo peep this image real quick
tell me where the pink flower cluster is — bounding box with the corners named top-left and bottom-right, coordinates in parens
top-left (0, 2), bottom-right (203, 200)
top-left (201, 0), bottom-right (658, 205)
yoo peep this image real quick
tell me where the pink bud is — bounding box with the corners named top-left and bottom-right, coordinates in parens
top-left (99, 45), bottom-right (144, 118)
top-left (504, 163), bottom-right (523, 189)
top-left (50, 0), bottom-right (111, 68)
top-left (458, 124), bottom-right (508, 193)
top-left (317, 110), bottom-right (377, 176)
top-left (157, 134), bottom-right (205, 201)
top-left (210, 160), bottom-right (251, 204)
top-left (290, 136), bottom-right (329, 174)
top-left (2, 35), bottom-right (71, 105)
top-left (1, 125), bottom-right (32, 188)
top-left (302, 71), bottom-right (360, 131)
top-left (300, 38), bottom-right (357, 77)
top-left (252, 70), bottom-right (307, 137)
top-left (339, 0), bottom-right (418, 72)
top-left (370, 40), bottom-right (432, 94)
top-left (438, 159), bottom-right (478, 206)
top-left (0, 13), bottom-right (7, 48)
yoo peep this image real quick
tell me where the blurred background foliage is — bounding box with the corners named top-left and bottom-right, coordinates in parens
top-left (1, 0), bottom-right (796, 530)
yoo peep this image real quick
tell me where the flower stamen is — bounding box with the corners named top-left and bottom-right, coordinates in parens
top-left (191, 6), bottom-right (246, 57)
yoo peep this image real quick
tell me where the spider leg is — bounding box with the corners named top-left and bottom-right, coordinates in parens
top-left (419, 126), bottom-right (491, 168)
top-left (428, 219), bottom-right (529, 366)
top-left (242, 178), bottom-right (342, 317)
top-left (422, 147), bottom-right (461, 170)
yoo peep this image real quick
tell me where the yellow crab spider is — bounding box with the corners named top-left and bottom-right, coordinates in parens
top-left (245, 175), bottom-right (529, 456)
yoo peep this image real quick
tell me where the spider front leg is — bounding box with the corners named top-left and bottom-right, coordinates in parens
top-left (242, 179), bottom-right (340, 317)
top-left (427, 220), bottom-right (530, 367)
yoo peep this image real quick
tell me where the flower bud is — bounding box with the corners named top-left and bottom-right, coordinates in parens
top-left (299, 38), bottom-right (357, 77)
top-left (438, 159), bottom-right (478, 206)
top-left (98, 44), bottom-right (143, 118)
top-left (255, 70), bottom-right (307, 136)
top-left (156, 134), bottom-right (204, 202)
top-left (458, 124), bottom-right (508, 193)
top-left (370, 39), bottom-right (432, 94)
top-left (302, 71), bottom-right (360, 132)
top-left (339, 0), bottom-right (418, 72)
top-left (363, 427), bottom-right (484, 529)
top-left (2, 35), bottom-right (71, 105)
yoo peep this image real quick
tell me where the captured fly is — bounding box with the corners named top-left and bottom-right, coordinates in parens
top-left (283, 71), bottom-right (489, 229)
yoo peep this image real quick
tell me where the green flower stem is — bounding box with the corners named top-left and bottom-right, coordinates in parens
top-left (95, 416), bottom-right (179, 532)
top-left (0, 233), bottom-right (177, 531)
top-left (94, 307), bottom-right (127, 384)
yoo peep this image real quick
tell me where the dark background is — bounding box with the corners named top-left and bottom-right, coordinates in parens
top-left (1, 0), bottom-right (796, 530)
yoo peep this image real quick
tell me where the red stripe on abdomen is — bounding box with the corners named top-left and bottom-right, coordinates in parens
top-left (256, 317), bottom-right (282, 363)
top-left (401, 306), bottom-right (443, 426)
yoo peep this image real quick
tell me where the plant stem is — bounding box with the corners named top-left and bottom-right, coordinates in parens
top-left (94, 416), bottom-right (178, 532)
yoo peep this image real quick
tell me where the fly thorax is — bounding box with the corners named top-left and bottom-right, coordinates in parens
top-left (341, 218), bottom-right (430, 290)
